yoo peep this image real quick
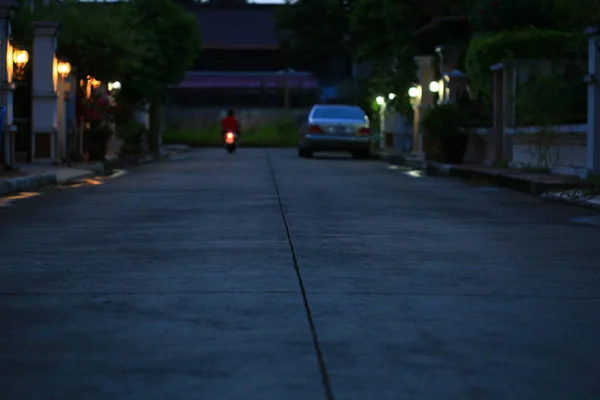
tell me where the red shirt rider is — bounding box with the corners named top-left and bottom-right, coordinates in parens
top-left (221, 109), bottom-right (239, 135)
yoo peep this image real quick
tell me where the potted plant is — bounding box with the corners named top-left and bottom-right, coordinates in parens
top-left (83, 92), bottom-right (121, 161)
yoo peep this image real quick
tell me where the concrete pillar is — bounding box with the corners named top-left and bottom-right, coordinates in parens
top-left (586, 26), bottom-right (600, 174)
top-left (0, 0), bottom-right (17, 166)
top-left (490, 63), bottom-right (505, 164)
top-left (56, 74), bottom-right (70, 161)
top-left (413, 55), bottom-right (435, 155)
top-left (31, 21), bottom-right (59, 163)
top-left (445, 70), bottom-right (468, 104)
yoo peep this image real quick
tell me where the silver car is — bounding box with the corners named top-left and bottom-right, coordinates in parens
top-left (297, 104), bottom-right (372, 159)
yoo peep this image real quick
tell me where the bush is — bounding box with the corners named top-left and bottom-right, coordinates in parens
top-left (117, 121), bottom-right (148, 155)
top-left (421, 103), bottom-right (467, 139)
top-left (465, 29), bottom-right (581, 101)
top-left (163, 117), bottom-right (299, 147)
top-left (86, 124), bottom-right (114, 161)
top-left (515, 69), bottom-right (586, 126)
top-left (420, 103), bottom-right (469, 164)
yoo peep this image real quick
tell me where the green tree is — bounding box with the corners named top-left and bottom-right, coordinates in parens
top-left (12, 0), bottom-right (200, 158)
top-left (469, 0), bottom-right (558, 33)
top-left (12, 0), bottom-right (142, 81)
top-left (349, 0), bottom-right (467, 116)
top-left (553, 0), bottom-right (600, 30)
top-left (119, 0), bottom-right (201, 157)
top-left (275, 0), bottom-right (350, 64)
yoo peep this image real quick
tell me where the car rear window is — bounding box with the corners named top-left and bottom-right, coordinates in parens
top-left (312, 106), bottom-right (366, 120)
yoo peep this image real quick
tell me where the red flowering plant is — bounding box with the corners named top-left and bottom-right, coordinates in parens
top-left (83, 92), bottom-right (119, 126)
top-left (82, 91), bottom-right (123, 160)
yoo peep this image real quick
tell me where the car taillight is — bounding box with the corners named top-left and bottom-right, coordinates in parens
top-left (358, 127), bottom-right (370, 135)
top-left (308, 124), bottom-right (323, 134)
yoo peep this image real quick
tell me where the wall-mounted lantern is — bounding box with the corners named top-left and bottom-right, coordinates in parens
top-left (374, 94), bottom-right (396, 150)
top-left (57, 60), bottom-right (71, 78)
top-left (90, 77), bottom-right (101, 89)
top-left (12, 48), bottom-right (28, 79)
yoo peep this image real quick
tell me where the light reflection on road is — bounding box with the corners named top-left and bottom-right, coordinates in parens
top-left (0, 192), bottom-right (41, 207)
top-left (0, 169), bottom-right (129, 207)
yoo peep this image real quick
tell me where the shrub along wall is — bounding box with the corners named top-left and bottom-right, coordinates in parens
top-left (465, 28), bottom-right (583, 101)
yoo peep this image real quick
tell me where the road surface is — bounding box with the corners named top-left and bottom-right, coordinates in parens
top-left (1, 148), bottom-right (599, 400)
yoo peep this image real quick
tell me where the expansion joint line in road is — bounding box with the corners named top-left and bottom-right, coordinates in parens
top-left (265, 151), bottom-right (336, 400)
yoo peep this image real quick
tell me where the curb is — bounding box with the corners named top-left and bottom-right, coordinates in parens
top-left (376, 153), bottom-right (600, 211)
top-left (112, 147), bottom-right (184, 168)
top-left (425, 161), bottom-right (600, 210)
top-left (57, 170), bottom-right (98, 185)
top-left (425, 162), bottom-right (586, 195)
top-left (1, 163), bottom-right (105, 197)
top-left (541, 192), bottom-right (600, 211)
top-left (376, 151), bottom-right (425, 170)
top-left (0, 173), bottom-right (57, 196)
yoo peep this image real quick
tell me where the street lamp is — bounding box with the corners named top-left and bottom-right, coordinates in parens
top-left (376, 95), bottom-right (385, 105)
top-left (429, 80), bottom-right (440, 93)
top-left (408, 86), bottom-right (421, 98)
top-left (57, 61), bottom-right (71, 78)
top-left (388, 93), bottom-right (396, 100)
top-left (108, 81), bottom-right (121, 91)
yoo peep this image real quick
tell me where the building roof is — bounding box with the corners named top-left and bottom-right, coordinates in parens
top-left (173, 71), bottom-right (319, 89)
top-left (177, 2), bottom-right (282, 49)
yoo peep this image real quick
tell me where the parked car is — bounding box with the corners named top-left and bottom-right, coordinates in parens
top-left (297, 104), bottom-right (372, 159)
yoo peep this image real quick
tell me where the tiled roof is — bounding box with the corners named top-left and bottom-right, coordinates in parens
top-left (173, 71), bottom-right (319, 89)
top-left (178, 2), bottom-right (282, 49)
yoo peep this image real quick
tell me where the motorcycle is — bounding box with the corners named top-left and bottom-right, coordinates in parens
top-left (224, 131), bottom-right (238, 154)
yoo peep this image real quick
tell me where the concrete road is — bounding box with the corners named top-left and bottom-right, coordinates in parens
top-left (1, 148), bottom-right (599, 400)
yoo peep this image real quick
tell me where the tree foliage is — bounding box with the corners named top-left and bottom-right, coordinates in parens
top-left (553, 0), bottom-right (600, 30)
top-left (465, 28), bottom-right (580, 99)
top-left (12, 0), bottom-right (200, 104)
top-left (469, 0), bottom-right (558, 33)
top-left (275, 0), bottom-right (349, 63)
top-left (120, 0), bottom-right (201, 102)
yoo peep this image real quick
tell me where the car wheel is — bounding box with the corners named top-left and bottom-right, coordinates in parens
top-left (352, 150), bottom-right (370, 159)
top-left (298, 148), bottom-right (313, 158)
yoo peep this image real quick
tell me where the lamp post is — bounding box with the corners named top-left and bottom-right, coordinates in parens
top-left (56, 60), bottom-right (71, 162)
top-left (409, 79), bottom-right (439, 156)
top-left (85, 75), bottom-right (100, 99)
top-left (375, 93), bottom-right (396, 150)
top-left (2, 48), bottom-right (28, 167)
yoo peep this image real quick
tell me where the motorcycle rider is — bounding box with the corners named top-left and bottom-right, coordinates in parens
top-left (221, 109), bottom-right (240, 142)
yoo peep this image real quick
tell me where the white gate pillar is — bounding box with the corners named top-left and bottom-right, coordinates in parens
top-left (586, 27), bottom-right (600, 174)
top-left (0, 0), bottom-right (17, 167)
top-left (31, 21), bottom-right (59, 163)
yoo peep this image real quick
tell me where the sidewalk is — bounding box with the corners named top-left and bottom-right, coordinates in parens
top-left (0, 162), bottom-right (104, 197)
top-left (0, 144), bottom-right (192, 197)
top-left (377, 149), bottom-right (600, 210)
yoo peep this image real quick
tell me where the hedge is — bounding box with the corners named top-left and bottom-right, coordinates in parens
top-left (163, 117), bottom-right (299, 147)
top-left (465, 28), bottom-right (582, 101)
